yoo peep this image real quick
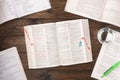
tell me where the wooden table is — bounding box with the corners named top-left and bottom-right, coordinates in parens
top-left (0, 0), bottom-right (120, 80)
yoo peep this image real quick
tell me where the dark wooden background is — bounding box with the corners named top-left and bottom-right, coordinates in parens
top-left (0, 0), bottom-right (120, 80)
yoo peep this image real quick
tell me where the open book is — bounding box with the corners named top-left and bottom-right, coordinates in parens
top-left (24, 19), bottom-right (93, 69)
top-left (65, 0), bottom-right (120, 27)
top-left (0, 0), bottom-right (51, 24)
top-left (0, 47), bottom-right (27, 80)
top-left (91, 30), bottom-right (120, 80)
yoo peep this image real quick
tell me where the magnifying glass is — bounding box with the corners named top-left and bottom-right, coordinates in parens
top-left (97, 27), bottom-right (114, 44)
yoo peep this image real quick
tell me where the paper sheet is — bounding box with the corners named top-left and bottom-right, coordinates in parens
top-left (0, 47), bottom-right (27, 80)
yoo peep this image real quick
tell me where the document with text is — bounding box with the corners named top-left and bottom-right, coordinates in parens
top-left (24, 19), bottom-right (93, 69)
top-left (91, 30), bottom-right (120, 80)
top-left (0, 0), bottom-right (51, 24)
top-left (65, 0), bottom-right (120, 27)
top-left (0, 47), bottom-right (27, 80)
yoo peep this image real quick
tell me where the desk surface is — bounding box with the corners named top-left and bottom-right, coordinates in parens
top-left (0, 0), bottom-right (120, 80)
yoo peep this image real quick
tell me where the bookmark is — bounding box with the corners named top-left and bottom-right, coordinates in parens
top-left (81, 37), bottom-right (90, 50)
top-left (79, 41), bottom-right (82, 47)
top-left (24, 29), bottom-right (34, 46)
top-left (78, 37), bottom-right (91, 52)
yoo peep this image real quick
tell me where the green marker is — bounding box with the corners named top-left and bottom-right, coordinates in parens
top-left (101, 61), bottom-right (120, 78)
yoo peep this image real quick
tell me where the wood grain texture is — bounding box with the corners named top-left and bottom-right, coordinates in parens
top-left (0, 0), bottom-right (120, 80)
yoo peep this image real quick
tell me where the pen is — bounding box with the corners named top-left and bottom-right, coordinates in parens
top-left (101, 61), bottom-right (120, 78)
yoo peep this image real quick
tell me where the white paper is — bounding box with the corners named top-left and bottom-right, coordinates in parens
top-left (56, 20), bottom-right (90, 65)
top-left (101, 0), bottom-right (120, 27)
top-left (91, 31), bottom-right (120, 80)
top-left (0, 0), bottom-right (51, 24)
top-left (65, 0), bottom-right (106, 21)
top-left (0, 0), bottom-right (18, 24)
top-left (25, 23), bottom-right (60, 69)
top-left (65, 0), bottom-right (120, 27)
top-left (15, 0), bottom-right (51, 17)
top-left (0, 47), bottom-right (27, 80)
top-left (24, 19), bottom-right (93, 69)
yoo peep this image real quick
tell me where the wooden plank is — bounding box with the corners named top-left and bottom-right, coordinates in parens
top-left (0, 36), bottom-right (26, 52)
top-left (50, 0), bottom-right (66, 2)
top-left (0, 0), bottom-right (120, 80)
top-left (24, 64), bottom-right (94, 80)
top-left (22, 2), bottom-right (80, 19)
top-left (25, 69), bottom-right (50, 80)
top-left (0, 19), bottom-right (113, 36)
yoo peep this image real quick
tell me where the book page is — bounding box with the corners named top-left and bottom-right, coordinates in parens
top-left (0, 47), bottom-right (27, 80)
top-left (56, 20), bottom-right (90, 65)
top-left (24, 26), bottom-right (36, 68)
top-left (101, 0), bottom-right (120, 27)
top-left (25, 23), bottom-right (60, 68)
top-left (0, 0), bottom-right (18, 24)
top-left (0, 0), bottom-right (51, 24)
top-left (15, 0), bottom-right (51, 17)
top-left (91, 31), bottom-right (120, 80)
top-left (81, 20), bottom-right (93, 62)
top-left (65, 0), bottom-right (106, 21)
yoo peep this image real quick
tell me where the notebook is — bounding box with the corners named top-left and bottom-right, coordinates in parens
top-left (24, 19), bottom-right (93, 69)
top-left (91, 30), bottom-right (120, 80)
top-left (65, 0), bottom-right (120, 27)
top-left (0, 47), bottom-right (27, 80)
top-left (0, 0), bottom-right (51, 24)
